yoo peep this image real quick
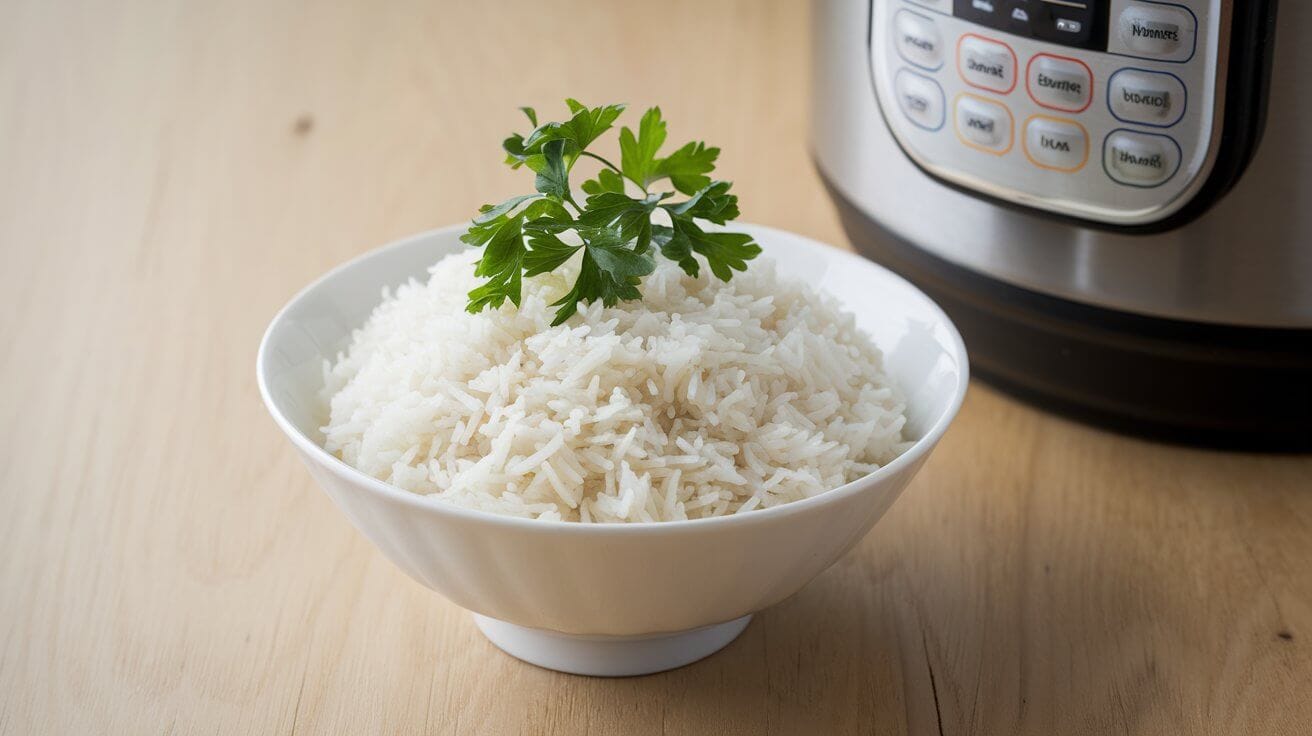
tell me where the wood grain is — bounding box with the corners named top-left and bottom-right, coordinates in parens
top-left (1, 0), bottom-right (1309, 733)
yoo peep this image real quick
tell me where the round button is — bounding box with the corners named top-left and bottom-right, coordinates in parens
top-left (954, 94), bottom-right (1013, 154)
top-left (1114, 3), bottom-right (1196, 62)
top-left (1023, 116), bottom-right (1089, 172)
top-left (1104, 130), bottom-right (1181, 186)
top-left (1108, 68), bottom-right (1186, 126)
top-left (1026, 54), bottom-right (1093, 113)
top-left (893, 9), bottom-right (944, 70)
top-left (894, 68), bottom-right (945, 131)
top-left (957, 34), bottom-right (1017, 94)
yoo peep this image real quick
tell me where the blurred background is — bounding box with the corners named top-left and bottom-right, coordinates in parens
top-left (2, 1), bottom-right (1309, 735)
top-left (0, 0), bottom-right (827, 283)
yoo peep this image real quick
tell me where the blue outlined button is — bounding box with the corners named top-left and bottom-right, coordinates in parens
top-left (1107, 68), bottom-right (1186, 127)
top-left (1103, 129), bottom-right (1182, 187)
top-left (895, 68), bottom-right (946, 131)
top-left (894, 9), bottom-right (945, 70)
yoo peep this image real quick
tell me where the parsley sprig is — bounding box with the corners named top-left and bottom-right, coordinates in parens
top-left (462, 100), bottom-right (761, 326)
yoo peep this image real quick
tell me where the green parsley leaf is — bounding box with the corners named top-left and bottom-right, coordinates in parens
top-left (577, 191), bottom-right (665, 254)
top-left (671, 217), bottom-right (761, 281)
top-left (546, 229), bottom-right (653, 326)
top-left (465, 100), bottom-right (760, 324)
top-left (503, 134), bottom-right (529, 168)
top-left (522, 218), bottom-right (580, 277)
top-left (473, 193), bottom-right (543, 224)
top-left (522, 197), bottom-right (572, 221)
top-left (581, 168), bottom-right (626, 195)
top-left (653, 223), bottom-right (698, 277)
top-left (619, 107), bottom-right (667, 188)
top-left (654, 142), bottom-right (719, 195)
top-left (662, 180), bottom-right (739, 224)
top-left (583, 226), bottom-right (656, 285)
top-left (515, 101), bottom-right (626, 166)
top-left (577, 191), bottom-right (661, 230)
top-left (461, 211), bottom-right (510, 247)
top-left (533, 139), bottom-right (573, 200)
top-left (561, 100), bottom-right (626, 150)
top-left (466, 212), bottom-right (527, 312)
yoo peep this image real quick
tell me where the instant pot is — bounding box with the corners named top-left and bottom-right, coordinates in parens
top-left (813, 0), bottom-right (1311, 448)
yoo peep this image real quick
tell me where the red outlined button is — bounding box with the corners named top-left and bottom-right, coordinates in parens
top-left (1026, 53), bottom-right (1094, 113)
top-left (956, 33), bottom-right (1017, 95)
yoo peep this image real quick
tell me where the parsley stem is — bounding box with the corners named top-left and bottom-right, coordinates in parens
top-left (563, 191), bottom-right (584, 214)
top-left (580, 151), bottom-right (622, 173)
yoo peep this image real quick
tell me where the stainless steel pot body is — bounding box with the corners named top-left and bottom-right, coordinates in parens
top-left (813, 0), bottom-right (1310, 328)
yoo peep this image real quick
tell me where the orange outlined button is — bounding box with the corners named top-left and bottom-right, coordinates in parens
top-left (954, 94), bottom-right (1013, 155)
top-left (1023, 115), bottom-right (1089, 172)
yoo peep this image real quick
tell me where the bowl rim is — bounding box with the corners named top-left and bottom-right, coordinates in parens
top-left (256, 222), bottom-right (970, 535)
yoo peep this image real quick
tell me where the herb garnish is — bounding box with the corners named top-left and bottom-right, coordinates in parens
top-left (462, 100), bottom-right (761, 325)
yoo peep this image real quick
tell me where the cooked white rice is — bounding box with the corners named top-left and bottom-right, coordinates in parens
top-left (321, 249), bottom-right (909, 522)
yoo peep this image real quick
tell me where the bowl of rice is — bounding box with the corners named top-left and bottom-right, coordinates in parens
top-left (257, 222), bottom-right (967, 676)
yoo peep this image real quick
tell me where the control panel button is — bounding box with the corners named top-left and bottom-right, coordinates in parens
top-left (1023, 116), bottom-right (1089, 172)
top-left (893, 10), bottom-right (944, 70)
top-left (1111, 2), bottom-right (1197, 62)
top-left (1026, 54), bottom-right (1092, 113)
top-left (954, 94), bottom-right (1013, 154)
top-left (1108, 68), bottom-right (1186, 126)
top-left (894, 68), bottom-right (945, 131)
top-left (905, 0), bottom-right (952, 14)
top-left (957, 34), bottom-right (1017, 94)
top-left (1104, 130), bottom-right (1181, 186)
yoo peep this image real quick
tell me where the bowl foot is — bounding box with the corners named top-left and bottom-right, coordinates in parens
top-left (472, 613), bottom-right (753, 677)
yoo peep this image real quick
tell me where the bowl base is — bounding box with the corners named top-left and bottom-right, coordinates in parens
top-left (472, 614), bottom-right (753, 677)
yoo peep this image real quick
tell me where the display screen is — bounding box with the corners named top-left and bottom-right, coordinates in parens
top-left (952, 0), bottom-right (1110, 51)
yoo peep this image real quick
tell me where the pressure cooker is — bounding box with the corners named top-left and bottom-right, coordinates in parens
top-left (813, 0), bottom-right (1311, 448)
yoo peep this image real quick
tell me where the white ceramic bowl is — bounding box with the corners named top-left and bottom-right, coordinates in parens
top-left (257, 223), bottom-right (968, 676)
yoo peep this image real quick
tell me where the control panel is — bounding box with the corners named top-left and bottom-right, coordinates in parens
top-left (869, 0), bottom-right (1230, 226)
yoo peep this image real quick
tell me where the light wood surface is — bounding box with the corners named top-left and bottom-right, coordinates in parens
top-left (2, 0), bottom-right (1309, 733)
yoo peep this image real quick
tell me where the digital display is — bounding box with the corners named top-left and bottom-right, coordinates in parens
top-left (952, 0), bottom-right (1111, 51)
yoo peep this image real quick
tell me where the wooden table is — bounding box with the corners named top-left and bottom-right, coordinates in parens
top-left (3, 0), bottom-right (1309, 733)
